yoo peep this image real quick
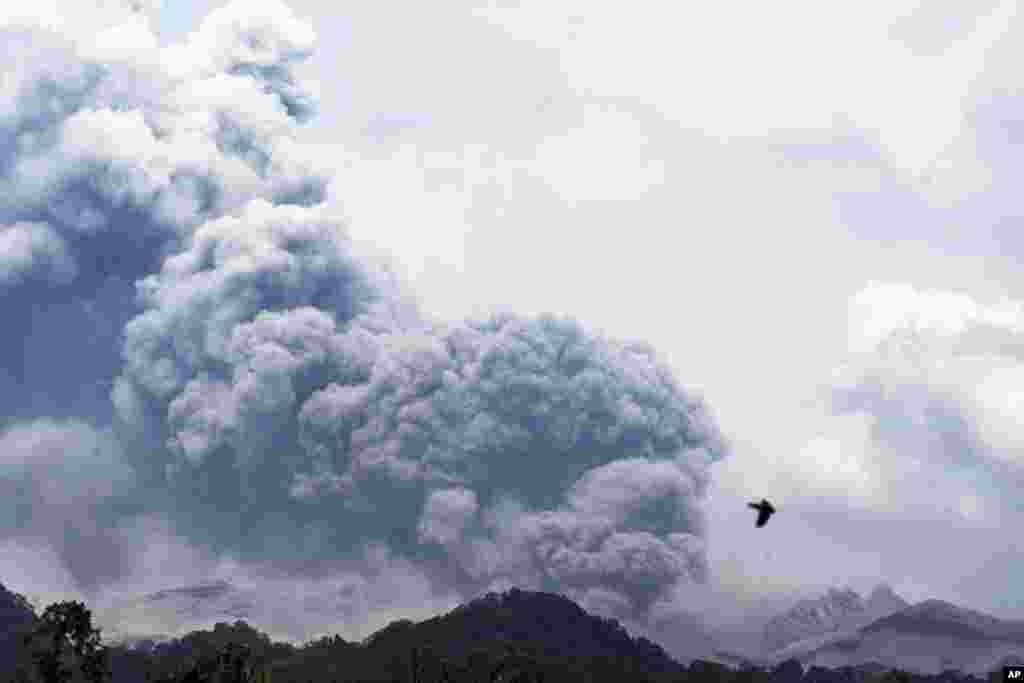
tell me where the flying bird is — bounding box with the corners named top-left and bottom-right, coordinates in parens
top-left (748, 499), bottom-right (776, 528)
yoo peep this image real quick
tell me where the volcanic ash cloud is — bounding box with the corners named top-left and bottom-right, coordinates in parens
top-left (0, 0), bottom-right (729, 628)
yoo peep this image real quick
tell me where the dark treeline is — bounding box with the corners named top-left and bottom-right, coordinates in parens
top-left (0, 583), bottom-right (1011, 683)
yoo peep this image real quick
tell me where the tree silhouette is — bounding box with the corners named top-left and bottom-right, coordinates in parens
top-left (173, 642), bottom-right (259, 683)
top-left (20, 600), bottom-right (109, 683)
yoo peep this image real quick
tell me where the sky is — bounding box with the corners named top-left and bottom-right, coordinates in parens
top-left (2, 0), bottom-right (1024, 658)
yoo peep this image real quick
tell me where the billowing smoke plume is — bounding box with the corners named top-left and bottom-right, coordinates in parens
top-left (0, 0), bottom-right (727, 638)
top-left (0, 0), bottom-right (324, 422)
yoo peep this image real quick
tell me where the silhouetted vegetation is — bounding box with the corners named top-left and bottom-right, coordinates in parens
top-left (13, 597), bottom-right (109, 683)
top-left (0, 583), bottom-right (37, 681)
top-left (0, 582), bottom-right (1013, 683)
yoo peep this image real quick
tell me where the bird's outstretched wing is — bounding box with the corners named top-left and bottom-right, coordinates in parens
top-left (748, 500), bottom-right (775, 527)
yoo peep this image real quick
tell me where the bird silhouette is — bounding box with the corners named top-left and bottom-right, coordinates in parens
top-left (748, 499), bottom-right (776, 528)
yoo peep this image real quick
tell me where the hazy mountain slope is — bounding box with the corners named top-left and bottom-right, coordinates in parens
top-left (764, 584), bottom-right (909, 653)
top-left (98, 579), bottom-right (261, 646)
top-left (104, 579), bottom-right (720, 666)
top-left (143, 580), bottom-right (256, 621)
top-left (865, 585), bottom-right (910, 620)
top-left (97, 588), bottom-right (696, 682)
top-left (863, 600), bottom-right (1024, 641)
top-left (363, 588), bottom-right (690, 677)
top-left (634, 610), bottom-right (722, 664)
top-left (761, 599), bottom-right (1024, 675)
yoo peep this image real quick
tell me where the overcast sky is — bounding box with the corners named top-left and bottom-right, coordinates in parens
top-left (2, 0), bottom-right (1024, 654)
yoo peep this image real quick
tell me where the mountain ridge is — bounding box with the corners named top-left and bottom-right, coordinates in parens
top-left (763, 584), bottom-right (909, 653)
top-left (759, 597), bottom-right (1024, 674)
top-left (7, 578), bottom-right (1024, 679)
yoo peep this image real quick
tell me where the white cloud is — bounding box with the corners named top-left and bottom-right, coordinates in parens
top-left (840, 281), bottom-right (1024, 465)
top-left (475, 0), bottom-right (1020, 175)
top-left (847, 281), bottom-right (1024, 353)
top-left (790, 415), bottom-right (883, 508)
top-left (525, 103), bottom-right (667, 203)
top-left (970, 365), bottom-right (1024, 455)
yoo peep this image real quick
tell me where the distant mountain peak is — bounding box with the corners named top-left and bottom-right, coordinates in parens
top-left (762, 596), bottom-right (1024, 675)
top-left (863, 598), bottom-right (1016, 639)
top-left (869, 582), bottom-right (897, 598)
top-left (764, 584), bottom-right (908, 653)
top-left (764, 587), bottom-right (866, 652)
top-left (866, 583), bottom-right (908, 612)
